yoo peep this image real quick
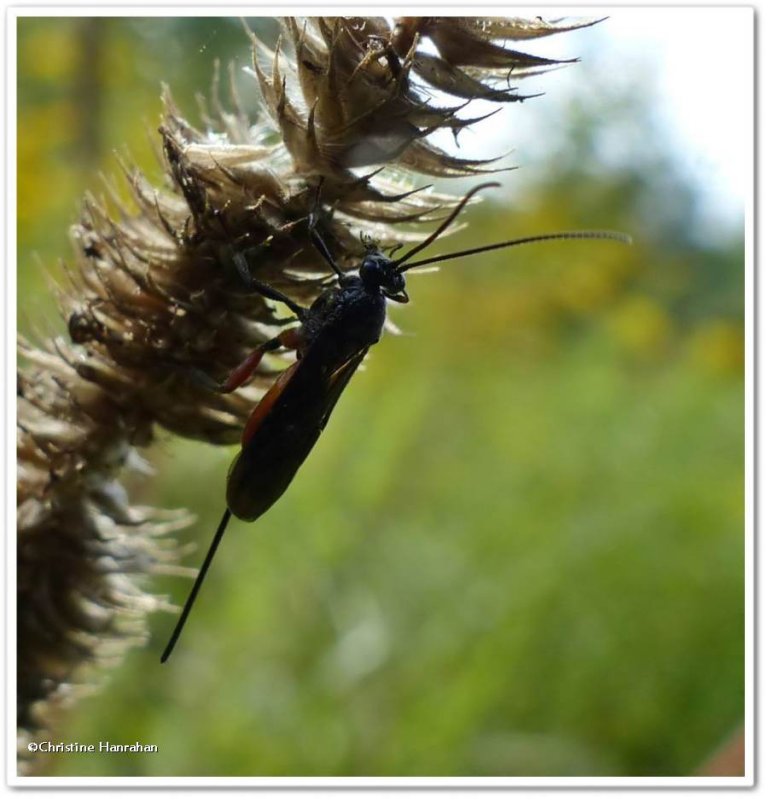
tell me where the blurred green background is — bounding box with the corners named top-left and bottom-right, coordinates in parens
top-left (17, 17), bottom-right (744, 778)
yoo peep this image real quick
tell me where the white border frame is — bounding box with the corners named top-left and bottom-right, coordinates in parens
top-left (6, 2), bottom-right (755, 789)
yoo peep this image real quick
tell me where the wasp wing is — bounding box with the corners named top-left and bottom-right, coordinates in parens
top-left (226, 347), bottom-right (369, 521)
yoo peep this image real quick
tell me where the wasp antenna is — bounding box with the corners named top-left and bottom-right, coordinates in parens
top-left (161, 508), bottom-right (233, 663)
top-left (394, 181), bottom-right (501, 270)
top-left (399, 230), bottom-right (632, 271)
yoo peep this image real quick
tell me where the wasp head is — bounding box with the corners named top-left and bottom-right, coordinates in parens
top-left (359, 251), bottom-right (409, 303)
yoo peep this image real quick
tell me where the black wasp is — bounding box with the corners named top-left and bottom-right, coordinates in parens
top-left (161, 181), bottom-right (629, 662)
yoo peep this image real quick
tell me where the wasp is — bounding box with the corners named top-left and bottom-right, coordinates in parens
top-left (160, 182), bottom-right (629, 662)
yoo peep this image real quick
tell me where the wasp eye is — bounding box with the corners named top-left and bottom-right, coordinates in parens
top-left (360, 255), bottom-right (385, 285)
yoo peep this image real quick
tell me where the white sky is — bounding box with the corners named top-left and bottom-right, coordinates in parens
top-left (588, 7), bottom-right (751, 233)
top-left (426, 7), bottom-right (753, 238)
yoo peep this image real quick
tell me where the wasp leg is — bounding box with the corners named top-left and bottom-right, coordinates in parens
top-left (219, 339), bottom-right (281, 393)
top-left (182, 328), bottom-right (303, 394)
top-left (232, 251), bottom-right (308, 320)
top-left (218, 327), bottom-right (304, 394)
top-left (307, 186), bottom-right (347, 280)
top-left (309, 224), bottom-right (347, 281)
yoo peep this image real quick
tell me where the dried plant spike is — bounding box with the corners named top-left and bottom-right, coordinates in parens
top-left (17, 15), bottom-right (601, 767)
top-left (463, 16), bottom-right (607, 41)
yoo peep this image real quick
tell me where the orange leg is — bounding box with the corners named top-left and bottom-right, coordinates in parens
top-left (220, 327), bottom-right (304, 394)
